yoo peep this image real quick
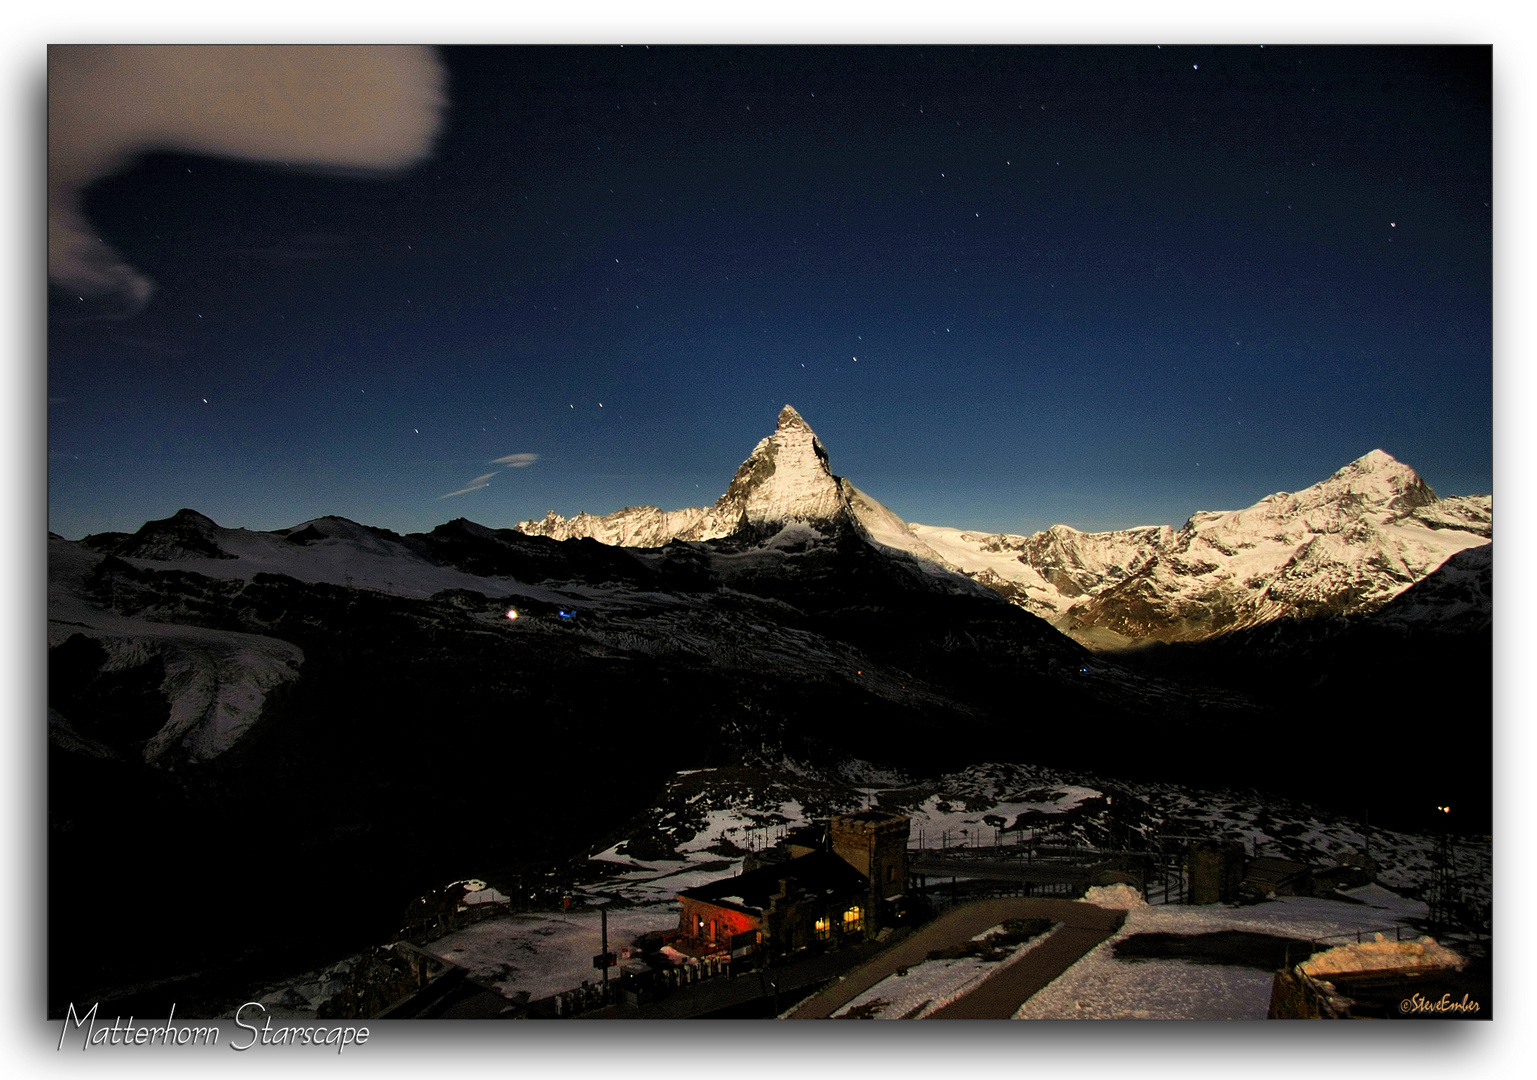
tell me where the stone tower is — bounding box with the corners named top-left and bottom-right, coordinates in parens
top-left (830, 810), bottom-right (910, 931)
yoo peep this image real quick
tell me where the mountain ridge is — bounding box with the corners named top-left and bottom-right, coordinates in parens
top-left (514, 408), bottom-right (1491, 649)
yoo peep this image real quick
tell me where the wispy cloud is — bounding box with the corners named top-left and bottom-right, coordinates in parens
top-left (439, 472), bottom-right (497, 499)
top-left (48, 46), bottom-right (446, 315)
top-left (437, 452), bottom-right (538, 499)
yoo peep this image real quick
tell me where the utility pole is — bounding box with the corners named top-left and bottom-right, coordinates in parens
top-left (601, 905), bottom-right (609, 1000)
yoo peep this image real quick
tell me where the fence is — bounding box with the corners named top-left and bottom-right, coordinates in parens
top-left (395, 897), bottom-right (509, 947)
top-left (536, 952), bottom-right (736, 1017)
top-left (908, 829), bottom-right (1196, 906)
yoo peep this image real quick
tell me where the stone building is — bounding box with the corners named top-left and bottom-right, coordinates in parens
top-left (672, 810), bottom-right (910, 960)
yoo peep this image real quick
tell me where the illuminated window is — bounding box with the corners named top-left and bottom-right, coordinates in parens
top-left (843, 905), bottom-right (863, 934)
top-left (814, 916), bottom-right (831, 941)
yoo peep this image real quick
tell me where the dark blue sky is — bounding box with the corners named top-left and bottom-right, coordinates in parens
top-left (47, 45), bottom-right (1492, 540)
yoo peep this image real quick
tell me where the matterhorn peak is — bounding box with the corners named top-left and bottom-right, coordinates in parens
top-left (711, 404), bottom-right (843, 533)
top-left (776, 404), bottom-right (810, 430)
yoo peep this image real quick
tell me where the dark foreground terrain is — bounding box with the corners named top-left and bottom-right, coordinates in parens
top-left (47, 512), bottom-right (1490, 1017)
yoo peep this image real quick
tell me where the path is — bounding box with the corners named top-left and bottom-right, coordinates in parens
top-left (785, 897), bottom-right (1125, 1020)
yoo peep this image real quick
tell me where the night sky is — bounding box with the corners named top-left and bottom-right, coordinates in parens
top-left (47, 45), bottom-right (1492, 541)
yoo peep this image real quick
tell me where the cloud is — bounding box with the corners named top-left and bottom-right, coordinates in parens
top-left (48, 46), bottom-right (448, 314)
top-left (438, 452), bottom-right (538, 499)
top-left (439, 472), bottom-right (498, 499)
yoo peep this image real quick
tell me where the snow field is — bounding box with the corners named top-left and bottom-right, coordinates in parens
top-left (423, 905), bottom-right (681, 1003)
top-left (1013, 890), bottom-right (1432, 1020)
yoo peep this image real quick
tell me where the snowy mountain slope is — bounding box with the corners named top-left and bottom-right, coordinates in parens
top-left (80, 509), bottom-right (584, 602)
top-left (516, 505), bottom-right (713, 549)
top-left (917, 450), bottom-right (1489, 648)
top-left (908, 523), bottom-right (1171, 618)
top-left (49, 535), bottom-right (304, 763)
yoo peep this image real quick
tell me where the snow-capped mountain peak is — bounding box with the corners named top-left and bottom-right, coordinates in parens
top-left (711, 404), bottom-right (845, 533)
top-left (1286, 448), bottom-right (1435, 515)
top-left (915, 449), bottom-right (1488, 647)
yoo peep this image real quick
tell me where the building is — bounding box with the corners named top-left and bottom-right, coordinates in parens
top-left (671, 810), bottom-right (910, 960)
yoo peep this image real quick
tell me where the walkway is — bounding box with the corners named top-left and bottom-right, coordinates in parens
top-left (785, 897), bottom-right (1125, 1020)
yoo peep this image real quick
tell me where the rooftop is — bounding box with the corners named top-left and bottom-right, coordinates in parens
top-left (678, 850), bottom-right (870, 912)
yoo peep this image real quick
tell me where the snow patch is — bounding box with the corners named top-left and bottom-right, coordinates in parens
top-left (1081, 883), bottom-right (1148, 910)
top-left (1300, 936), bottom-right (1464, 976)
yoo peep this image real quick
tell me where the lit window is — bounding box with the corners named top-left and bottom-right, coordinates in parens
top-left (814, 916), bottom-right (831, 941)
top-left (843, 905), bottom-right (863, 933)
